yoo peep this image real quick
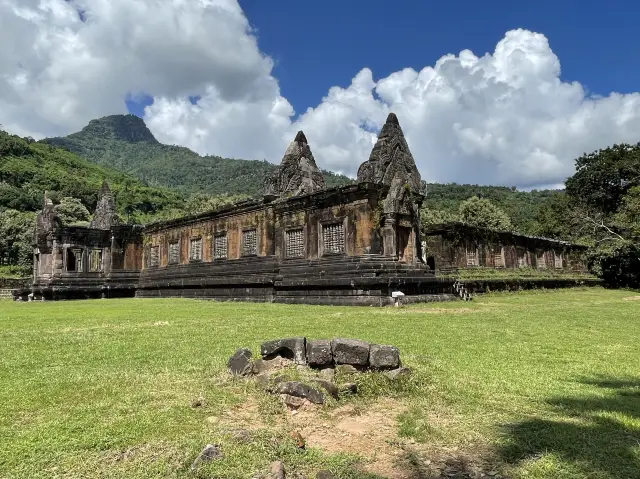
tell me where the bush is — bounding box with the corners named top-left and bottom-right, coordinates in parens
top-left (587, 240), bottom-right (640, 288)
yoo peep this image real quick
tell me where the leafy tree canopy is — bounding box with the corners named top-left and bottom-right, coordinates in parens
top-left (54, 197), bottom-right (91, 226)
top-left (565, 143), bottom-right (640, 214)
top-left (0, 209), bottom-right (35, 267)
top-left (457, 196), bottom-right (513, 231)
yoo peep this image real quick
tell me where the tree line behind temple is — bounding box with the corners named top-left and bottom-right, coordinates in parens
top-left (1, 119), bottom-right (638, 286)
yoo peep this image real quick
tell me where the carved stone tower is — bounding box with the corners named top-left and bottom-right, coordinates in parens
top-left (264, 131), bottom-right (326, 197)
top-left (358, 113), bottom-right (424, 262)
top-left (90, 181), bottom-right (119, 230)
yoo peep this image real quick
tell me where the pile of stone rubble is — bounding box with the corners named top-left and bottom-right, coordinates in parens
top-left (227, 337), bottom-right (410, 407)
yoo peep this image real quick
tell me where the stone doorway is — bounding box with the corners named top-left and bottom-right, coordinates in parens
top-left (396, 227), bottom-right (411, 261)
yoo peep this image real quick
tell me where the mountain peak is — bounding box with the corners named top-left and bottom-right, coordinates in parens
top-left (74, 114), bottom-right (159, 144)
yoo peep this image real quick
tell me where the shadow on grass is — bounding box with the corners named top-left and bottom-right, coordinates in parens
top-left (499, 375), bottom-right (640, 478)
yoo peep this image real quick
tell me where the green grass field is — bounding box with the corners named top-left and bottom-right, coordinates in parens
top-left (1, 289), bottom-right (639, 478)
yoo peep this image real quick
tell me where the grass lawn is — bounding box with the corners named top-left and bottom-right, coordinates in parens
top-left (1, 288), bottom-right (639, 478)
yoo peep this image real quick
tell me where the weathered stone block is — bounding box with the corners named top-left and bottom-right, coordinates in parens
top-left (227, 348), bottom-right (253, 376)
top-left (331, 338), bottom-right (370, 366)
top-left (306, 339), bottom-right (333, 367)
top-left (274, 381), bottom-right (325, 404)
top-left (369, 344), bottom-right (400, 370)
top-left (261, 337), bottom-right (307, 365)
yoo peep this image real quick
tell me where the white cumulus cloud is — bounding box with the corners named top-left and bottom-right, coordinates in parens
top-left (1, 0), bottom-right (640, 189)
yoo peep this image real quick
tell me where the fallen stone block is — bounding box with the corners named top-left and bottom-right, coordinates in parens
top-left (369, 344), bottom-right (400, 370)
top-left (331, 338), bottom-right (370, 366)
top-left (228, 348), bottom-right (253, 376)
top-left (306, 339), bottom-right (333, 367)
top-left (275, 381), bottom-right (325, 404)
top-left (261, 337), bottom-right (307, 365)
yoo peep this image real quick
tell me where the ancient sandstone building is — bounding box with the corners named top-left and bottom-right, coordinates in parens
top-left (21, 114), bottom-right (587, 305)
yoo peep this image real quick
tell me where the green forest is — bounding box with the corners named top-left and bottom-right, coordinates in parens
top-left (42, 114), bottom-right (353, 196)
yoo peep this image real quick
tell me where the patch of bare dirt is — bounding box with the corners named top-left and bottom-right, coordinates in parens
top-left (217, 396), bottom-right (499, 478)
top-left (622, 295), bottom-right (640, 301)
top-left (287, 398), bottom-right (408, 478)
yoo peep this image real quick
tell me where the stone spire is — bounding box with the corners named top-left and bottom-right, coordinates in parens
top-left (33, 191), bottom-right (61, 250)
top-left (356, 113), bottom-right (421, 192)
top-left (90, 181), bottom-right (119, 229)
top-left (264, 131), bottom-right (326, 197)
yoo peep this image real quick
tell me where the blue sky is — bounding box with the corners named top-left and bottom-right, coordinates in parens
top-left (235, 0), bottom-right (638, 118)
top-left (125, 0), bottom-right (639, 119)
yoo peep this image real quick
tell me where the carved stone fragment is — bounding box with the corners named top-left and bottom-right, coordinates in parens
top-left (261, 337), bottom-right (307, 365)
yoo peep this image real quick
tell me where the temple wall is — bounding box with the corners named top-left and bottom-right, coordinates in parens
top-left (273, 198), bottom-right (378, 260)
top-left (143, 207), bottom-right (276, 269)
top-left (423, 228), bottom-right (588, 272)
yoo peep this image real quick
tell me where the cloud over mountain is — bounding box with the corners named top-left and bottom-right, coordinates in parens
top-left (2, 0), bottom-right (640, 188)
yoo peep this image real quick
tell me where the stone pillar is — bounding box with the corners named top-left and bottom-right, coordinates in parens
top-left (105, 235), bottom-right (115, 275)
top-left (382, 214), bottom-right (397, 258)
top-left (52, 240), bottom-right (63, 278)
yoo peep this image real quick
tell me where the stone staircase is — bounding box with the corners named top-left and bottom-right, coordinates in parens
top-left (453, 281), bottom-right (472, 301)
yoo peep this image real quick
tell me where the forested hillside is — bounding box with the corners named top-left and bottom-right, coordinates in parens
top-left (423, 183), bottom-right (559, 235)
top-left (42, 115), bottom-right (354, 196)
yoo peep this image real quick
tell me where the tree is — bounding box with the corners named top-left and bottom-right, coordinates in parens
top-left (587, 240), bottom-right (640, 288)
top-left (0, 209), bottom-right (35, 266)
top-left (563, 145), bottom-right (640, 287)
top-left (534, 192), bottom-right (576, 240)
top-left (54, 197), bottom-right (91, 225)
top-left (612, 186), bottom-right (640, 239)
top-left (565, 143), bottom-right (640, 215)
top-left (420, 208), bottom-right (460, 234)
top-left (183, 193), bottom-right (248, 215)
top-left (458, 196), bottom-right (513, 231)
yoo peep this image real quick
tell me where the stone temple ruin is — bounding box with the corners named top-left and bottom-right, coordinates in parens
top-left (17, 113), bottom-right (588, 304)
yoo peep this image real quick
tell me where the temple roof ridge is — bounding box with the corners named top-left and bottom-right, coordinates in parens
top-left (90, 180), bottom-right (119, 230)
top-left (356, 112), bottom-right (421, 192)
top-left (263, 131), bottom-right (326, 197)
